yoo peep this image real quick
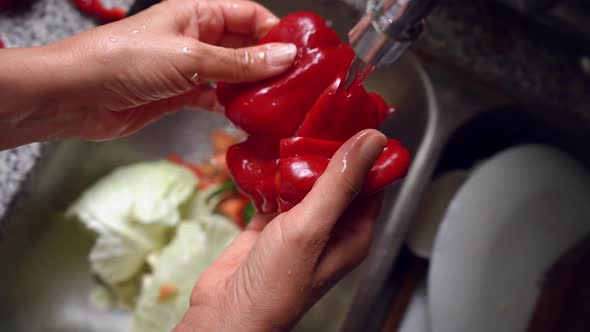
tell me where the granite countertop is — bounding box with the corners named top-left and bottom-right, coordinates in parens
top-left (415, 0), bottom-right (590, 123)
top-left (1, 0), bottom-right (589, 222)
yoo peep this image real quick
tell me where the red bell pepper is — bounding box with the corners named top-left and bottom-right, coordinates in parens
top-left (226, 136), bottom-right (280, 213)
top-left (277, 137), bottom-right (410, 211)
top-left (218, 13), bottom-right (355, 139)
top-left (218, 12), bottom-right (411, 214)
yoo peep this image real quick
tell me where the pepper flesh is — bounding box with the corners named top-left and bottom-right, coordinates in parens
top-left (218, 12), bottom-right (411, 213)
top-left (218, 13), bottom-right (355, 139)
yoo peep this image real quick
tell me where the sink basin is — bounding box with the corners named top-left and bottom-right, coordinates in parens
top-left (0, 1), bottom-right (438, 331)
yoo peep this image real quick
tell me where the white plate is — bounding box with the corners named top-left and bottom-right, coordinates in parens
top-left (407, 170), bottom-right (470, 258)
top-left (428, 144), bottom-right (590, 332)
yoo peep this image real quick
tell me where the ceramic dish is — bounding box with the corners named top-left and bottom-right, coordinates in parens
top-left (429, 144), bottom-right (590, 332)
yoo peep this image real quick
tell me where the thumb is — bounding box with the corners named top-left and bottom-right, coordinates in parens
top-left (188, 42), bottom-right (297, 83)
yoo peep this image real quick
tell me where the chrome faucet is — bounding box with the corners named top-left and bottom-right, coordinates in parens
top-left (344, 0), bottom-right (438, 88)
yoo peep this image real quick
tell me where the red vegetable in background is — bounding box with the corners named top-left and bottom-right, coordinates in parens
top-left (0, 0), bottom-right (15, 12)
top-left (168, 130), bottom-right (251, 229)
top-left (72, 0), bottom-right (126, 23)
top-left (218, 12), bottom-right (411, 214)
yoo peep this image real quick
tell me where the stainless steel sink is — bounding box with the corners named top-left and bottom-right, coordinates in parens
top-left (0, 1), bottom-right (438, 331)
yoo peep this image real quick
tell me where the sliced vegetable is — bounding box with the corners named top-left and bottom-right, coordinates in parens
top-left (212, 129), bottom-right (244, 154)
top-left (67, 161), bottom-right (196, 284)
top-left (156, 284), bottom-right (178, 304)
top-left (182, 184), bottom-right (224, 221)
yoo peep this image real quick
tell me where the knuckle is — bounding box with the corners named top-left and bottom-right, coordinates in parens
top-left (231, 49), bottom-right (252, 80)
top-left (340, 171), bottom-right (362, 198)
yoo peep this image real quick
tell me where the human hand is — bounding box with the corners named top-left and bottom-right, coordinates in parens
top-left (174, 129), bottom-right (387, 332)
top-left (0, 0), bottom-right (296, 148)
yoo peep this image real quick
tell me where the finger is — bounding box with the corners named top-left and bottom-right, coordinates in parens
top-left (163, 85), bottom-right (224, 113)
top-left (287, 129), bottom-right (387, 240)
top-left (215, 0), bottom-right (279, 39)
top-left (112, 104), bottom-right (176, 138)
top-left (87, 85), bottom-right (222, 141)
top-left (314, 193), bottom-right (383, 284)
top-left (181, 0), bottom-right (278, 45)
top-left (187, 0), bottom-right (279, 43)
top-left (121, 84), bottom-right (222, 115)
top-left (185, 41), bottom-right (296, 83)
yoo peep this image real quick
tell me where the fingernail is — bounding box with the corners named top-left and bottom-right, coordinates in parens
top-left (265, 17), bottom-right (280, 26)
top-left (359, 131), bottom-right (387, 164)
top-left (266, 43), bottom-right (297, 67)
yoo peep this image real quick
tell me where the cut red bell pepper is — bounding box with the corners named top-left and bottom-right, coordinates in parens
top-left (278, 155), bottom-right (329, 212)
top-left (296, 73), bottom-right (394, 141)
top-left (218, 12), bottom-right (411, 214)
top-left (226, 136), bottom-right (280, 213)
top-left (280, 137), bottom-right (343, 159)
top-left (277, 137), bottom-right (410, 212)
top-left (218, 13), bottom-right (355, 139)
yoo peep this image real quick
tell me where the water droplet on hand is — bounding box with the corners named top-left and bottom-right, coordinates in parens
top-left (109, 37), bottom-right (118, 43)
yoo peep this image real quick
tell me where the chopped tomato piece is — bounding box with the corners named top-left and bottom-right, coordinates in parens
top-left (157, 284), bottom-right (178, 304)
top-left (217, 197), bottom-right (250, 228)
top-left (167, 154), bottom-right (184, 165)
top-left (197, 162), bottom-right (218, 178)
top-left (212, 152), bottom-right (228, 170)
top-left (212, 130), bottom-right (244, 154)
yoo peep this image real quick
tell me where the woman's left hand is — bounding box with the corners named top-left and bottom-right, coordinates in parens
top-left (175, 130), bottom-right (387, 332)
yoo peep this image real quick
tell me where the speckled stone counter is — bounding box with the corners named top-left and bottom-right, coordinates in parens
top-left (1, 0), bottom-right (589, 223)
top-left (415, 0), bottom-right (590, 123)
top-left (0, 144), bottom-right (42, 219)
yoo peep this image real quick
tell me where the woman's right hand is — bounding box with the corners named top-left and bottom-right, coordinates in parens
top-left (0, 0), bottom-right (296, 149)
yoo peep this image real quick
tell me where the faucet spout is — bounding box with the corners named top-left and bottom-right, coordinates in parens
top-left (348, 0), bottom-right (437, 67)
